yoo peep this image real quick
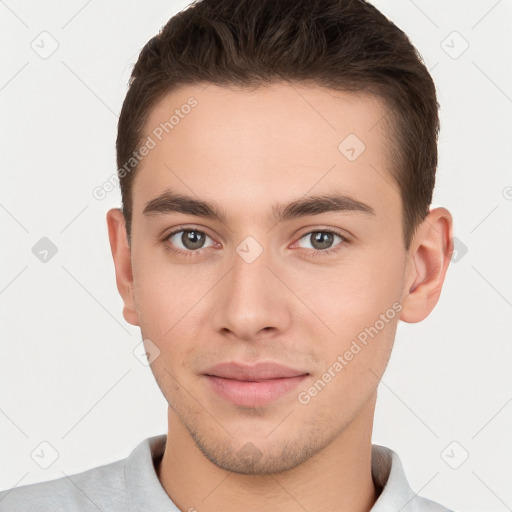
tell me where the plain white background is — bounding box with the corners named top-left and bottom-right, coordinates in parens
top-left (1, 1), bottom-right (511, 511)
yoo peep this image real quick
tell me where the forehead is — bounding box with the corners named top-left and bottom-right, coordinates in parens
top-left (132, 82), bottom-right (399, 224)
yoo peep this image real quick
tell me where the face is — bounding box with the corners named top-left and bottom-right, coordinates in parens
top-left (119, 83), bottom-right (412, 474)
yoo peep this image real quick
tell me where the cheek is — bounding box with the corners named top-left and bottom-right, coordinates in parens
top-left (297, 306), bottom-right (398, 417)
top-left (292, 250), bottom-right (403, 390)
top-left (288, 249), bottom-right (405, 337)
top-left (132, 250), bottom-right (211, 335)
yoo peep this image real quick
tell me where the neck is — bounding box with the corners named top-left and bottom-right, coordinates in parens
top-left (157, 397), bottom-right (379, 512)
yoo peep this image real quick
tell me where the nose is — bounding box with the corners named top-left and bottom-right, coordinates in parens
top-left (211, 242), bottom-right (293, 342)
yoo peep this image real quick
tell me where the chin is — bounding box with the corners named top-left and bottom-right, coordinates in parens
top-left (189, 424), bottom-right (334, 475)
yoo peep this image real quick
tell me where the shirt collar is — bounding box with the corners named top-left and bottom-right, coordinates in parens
top-left (124, 434), bottom-right (442, 512)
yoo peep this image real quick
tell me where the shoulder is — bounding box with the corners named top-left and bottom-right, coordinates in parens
top-left (371, 444), bottom-right (455, 512)
top-left (406, 494), bottom-right (456, 512)
top-left (0, 434), bottom-right (169, 512)
top-left (0, 457), bottom-right (130, 512)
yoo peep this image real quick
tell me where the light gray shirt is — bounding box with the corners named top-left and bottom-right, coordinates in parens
top-left (0, 434), bottom-right (454, 511)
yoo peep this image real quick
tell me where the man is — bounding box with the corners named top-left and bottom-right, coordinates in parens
top-left (0, 0), bottom-right (455, 510)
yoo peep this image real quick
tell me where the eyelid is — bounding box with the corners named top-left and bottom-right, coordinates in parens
top-left (163, 224), bottom-right (217, 241)
top-left (292, 225), bottom-right (351, 244)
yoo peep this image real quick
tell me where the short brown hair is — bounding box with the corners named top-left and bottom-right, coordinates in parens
top-left (116, 0), bottom-right (439, 249)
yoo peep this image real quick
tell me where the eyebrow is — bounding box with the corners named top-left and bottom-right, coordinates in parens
top-left (142, 188), bottom-right (375, 223)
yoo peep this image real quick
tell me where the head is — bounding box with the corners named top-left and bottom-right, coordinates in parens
top-left (107, 0), bottom-right (453, 475)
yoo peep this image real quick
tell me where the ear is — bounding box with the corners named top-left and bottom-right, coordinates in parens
top-left (106, 208), bottom-right (139, 326)
top-left (400, 207), bottom-right (453, 323)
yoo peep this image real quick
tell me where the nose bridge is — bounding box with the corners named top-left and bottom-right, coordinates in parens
top-left (231, 238), bottom-right (272, 299)
top-left (212, 236), bottom-right (291, 339)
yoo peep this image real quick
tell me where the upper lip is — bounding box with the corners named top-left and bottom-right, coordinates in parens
top-left (203, 362), bottom-right (308, 381)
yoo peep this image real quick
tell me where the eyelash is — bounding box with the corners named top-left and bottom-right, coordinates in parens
top-left (162, 226), bottom-right (347, 258)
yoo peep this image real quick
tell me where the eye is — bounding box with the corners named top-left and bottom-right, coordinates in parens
top-left (166, 228), bottom-right (216, 253)
top-left (296, 229), bottom-right (346, 254)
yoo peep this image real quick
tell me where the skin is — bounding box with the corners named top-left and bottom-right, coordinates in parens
top-left (107, 82), bottom-right (453, 512)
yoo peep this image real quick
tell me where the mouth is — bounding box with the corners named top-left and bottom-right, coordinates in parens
top-left (203, 362), bottom-right (309, 408)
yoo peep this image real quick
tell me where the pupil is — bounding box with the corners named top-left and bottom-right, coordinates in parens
top-left (183, 230), bottom-right (204, 250)
top-left (312, 232), bottom-right (333, 250)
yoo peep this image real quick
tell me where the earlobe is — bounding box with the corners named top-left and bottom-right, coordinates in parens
top-left (106, 208), bottom-right (140, 327)
top-left (400, 207), bottom-right (454, 323)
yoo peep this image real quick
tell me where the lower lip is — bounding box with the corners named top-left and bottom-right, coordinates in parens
top-left (204, 374), bottom-right (308, 407)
